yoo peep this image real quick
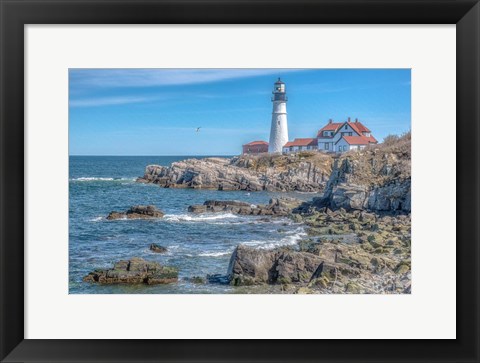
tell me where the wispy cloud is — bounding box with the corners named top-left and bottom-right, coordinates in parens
top-left (69, 69), bottom-right (303, 89)
top-left (69, 95), bottom-right (162, 107)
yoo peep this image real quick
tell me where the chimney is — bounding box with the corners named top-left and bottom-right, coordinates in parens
top-left (329, 118), bottom-right (332, 124)
top-left (348, 117), bottom-right (351, 122)
top-left (355, 118), bottom-right (358, 123)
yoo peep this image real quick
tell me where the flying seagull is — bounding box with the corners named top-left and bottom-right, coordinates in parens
top-left (196, 127), bottom-right (201, 133)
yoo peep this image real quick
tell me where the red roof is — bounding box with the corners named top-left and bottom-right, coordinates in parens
top-left (243, 140), bottom-right (268, 146)
top-left (347, 121), bottom-right (371, 135)
top-left (317, 122), bottom-right (343, 137)
top-left (284, 138), bottom-right (318, 147)
top-left (318, 120), bottom-right (372, 138)
top-left (338, 135), bottom-right (378, 145)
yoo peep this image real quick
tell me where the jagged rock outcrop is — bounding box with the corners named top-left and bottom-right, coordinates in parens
top-left (83, 257), bottom-right (178, 285)
top-left (188, 197), bottom-right (302, 216)
top-left (106, 205), bottom-right (164, 220)
top-left (296, 134), bottom-right (411, 213)
top-left (137, 153), bottom-right (332, 192)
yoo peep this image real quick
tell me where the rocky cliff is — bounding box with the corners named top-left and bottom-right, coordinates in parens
top-left (296, 133), bottom-right (411, 213)
top-left (137, 152), bottom-right (332, 192)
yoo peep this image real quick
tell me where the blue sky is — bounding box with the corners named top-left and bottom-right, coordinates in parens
top-left (69, 68), bottom-right (411, 155)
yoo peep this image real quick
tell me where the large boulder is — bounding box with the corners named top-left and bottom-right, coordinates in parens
top-left (106, 205), bottom-right (164, 220)
top-left (227, 245), bottom-right (326, 286)
top-left (83, 257), bottom-right (178, 285)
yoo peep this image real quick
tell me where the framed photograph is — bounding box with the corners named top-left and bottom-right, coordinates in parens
top-left (1, 0), bottom-right (478, 362)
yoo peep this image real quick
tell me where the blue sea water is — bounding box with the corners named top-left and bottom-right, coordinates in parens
top-left (69, 156), bottom-right (315, 294)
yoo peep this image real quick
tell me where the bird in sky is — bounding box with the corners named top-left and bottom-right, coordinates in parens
top-left (196, 127), bottom-right (201, 133)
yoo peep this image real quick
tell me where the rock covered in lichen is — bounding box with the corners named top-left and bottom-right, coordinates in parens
top-left (83, 257), bottom-right (178, 285)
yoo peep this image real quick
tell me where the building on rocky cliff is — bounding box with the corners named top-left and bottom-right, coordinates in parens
top-left (242, 140), bottom-right (269, 154)
top-left (316, 117), bottom-right (378, 153)
top-left (268, 78), bottom-right (289, 153)
top-left (282, 138), bottom-right (318, 154)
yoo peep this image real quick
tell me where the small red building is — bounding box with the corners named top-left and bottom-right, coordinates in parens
top-left (242, 141), bottom-right (269, 154)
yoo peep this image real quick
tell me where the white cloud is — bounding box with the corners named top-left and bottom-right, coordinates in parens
top-left (70, 69), bottom-right (302, 89)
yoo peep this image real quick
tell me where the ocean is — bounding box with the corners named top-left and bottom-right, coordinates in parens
top-left (69, 155), bottom-right (315, 294)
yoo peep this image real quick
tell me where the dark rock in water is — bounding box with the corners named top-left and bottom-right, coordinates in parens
top-left (206, 274), bottom-right (230, 284)
top-left (185, 276), bottom-right (206, 284)
top-left (188, 197), bottom-right (302, 217)
top-left (83, 257), bottom-right (178, 284)
top-left (187, 205), bottom-right (207, 213)
top-left (106, 205), bottom-right (165, 220)
top-left (149, 243), bottom-right (167, 253)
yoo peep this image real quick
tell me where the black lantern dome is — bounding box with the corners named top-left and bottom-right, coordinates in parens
top-left (272, 78), bottom-right (287, 101)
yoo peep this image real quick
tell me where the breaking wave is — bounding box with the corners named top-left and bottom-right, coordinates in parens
top-left (241, 227), bottom-right (307, 249)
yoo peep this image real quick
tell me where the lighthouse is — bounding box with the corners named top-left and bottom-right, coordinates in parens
top-left (268, 78), bottom-right (289, 153)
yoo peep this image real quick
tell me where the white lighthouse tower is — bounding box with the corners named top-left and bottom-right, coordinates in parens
top-left (268, 78), bottom-right (289, 153)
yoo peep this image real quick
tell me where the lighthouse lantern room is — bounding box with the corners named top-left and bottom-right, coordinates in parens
top-left (268, 78), bottom-right (289, 153)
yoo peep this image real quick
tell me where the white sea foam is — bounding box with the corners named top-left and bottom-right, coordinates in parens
top-left (89, 216), bottom-right (104, 222)
top-left (198, 251), bottom-right (232, 257)
top-left (70, 177), bottom-right (135, 182)
top-left (242, 228), bottom-right (307, 249)
top-left (164, 213), bottom-right (240, 223)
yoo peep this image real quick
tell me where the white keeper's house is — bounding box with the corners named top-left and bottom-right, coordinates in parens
top-left (316, 117), bottom-right (377, 153)
top-left (283, 117), bottom-right (378, 154)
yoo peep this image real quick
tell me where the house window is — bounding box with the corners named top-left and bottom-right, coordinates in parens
top-left (344, 145), bottom-right (347, 151)
top-left (349, 132), bottom-right (352, 136)
top-left (345, 125), bottom-right (348, 130)
top-left (325, 143), bottom-right (329, 150)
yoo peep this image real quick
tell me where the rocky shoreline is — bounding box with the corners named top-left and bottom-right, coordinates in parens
top-left (228, 208), bottom-right (411, 294)
top-left (84, 134), bottom-right (411, 294)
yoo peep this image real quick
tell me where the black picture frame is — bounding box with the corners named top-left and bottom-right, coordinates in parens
top-left (1, 0), bottom-right (479, 362)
